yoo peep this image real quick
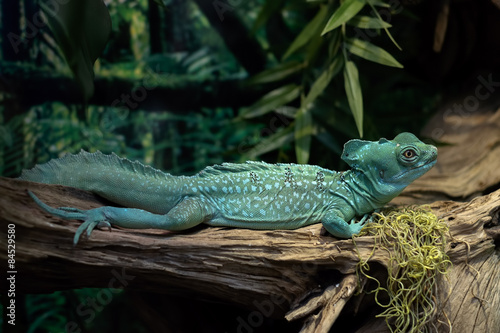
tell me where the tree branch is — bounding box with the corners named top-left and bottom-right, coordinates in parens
top-left (0, 176), bottom-right (498, 331)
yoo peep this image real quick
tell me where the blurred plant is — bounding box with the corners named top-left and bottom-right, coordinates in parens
top-left (0, 101), bottom-right (259, 177)
top-left (21, 289), bottom-right (137, 333)
top-left (0, 103), bottom-right (156, 177)
top-left (106, 0), bottom-right (150, 61)
top-left (40, 0), bottom-right (111, 101)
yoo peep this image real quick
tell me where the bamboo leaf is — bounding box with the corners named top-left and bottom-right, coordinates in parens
top-left (246, 62), bottom-right (306, 85)
top-left (304, 55), bottom-right (343, 107)
top-left (274, 106), bottom-right (299, 118)
top-left (366, 0), bottom-right (401, 50)
top-left (295, 107), bottom-right (313, 164)
top-left (321, 0), bottom-right (366, 35)
top-left (246, 126), bottom-right (294, 159)
top-left (239, 85), bottom-right (301, 119)
top-left (343, 60), bottom-right (363, 137)
top-left (347, 15), bottom-right (391, 29)
top-left (345, 38), bottom-right (403, 68)
top-left (283, 6), bottom-right (328, 60)
top-left (367, 0), bottom-right (390, 7)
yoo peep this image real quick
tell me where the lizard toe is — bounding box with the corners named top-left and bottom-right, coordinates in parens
top-left (72, 207), bottom-right (109, 245)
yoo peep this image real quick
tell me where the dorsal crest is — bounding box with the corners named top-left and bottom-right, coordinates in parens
top-left (19, 150), bottom-right (172, 183)
top-left (198, 161), bottom-right (276, 177)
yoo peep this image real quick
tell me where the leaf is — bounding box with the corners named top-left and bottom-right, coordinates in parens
top-left (182, 47), bottom-right (210, 67)
top-left (275, 106), bottom-right (299, 118)
top-left (239, 85), bottom-right (301, 119)
top-left (246, 62), bottom-right (306, 85)
top-left (366, 0), bottom-right (401, 50)
top-left (282, 6), bottom-right (328, 60)
top-left (40, 0), bottom-right (111, 101)
top-left (347, 15), bottom-right (392, 29)
top-left (343, 59), bottom-right (363, 137)
top-left (345, 38), bottom-right (403, 68)
top-left (303, 55), bottom-right (343, 107)
top-left (295, 107), bottom-right (313, 164)
top-left (322, 0), bottom-right (366, 35)
top-left (246, 126), bottom-right (294, 159)
top-left (367, 0), bottom-right (390, 7)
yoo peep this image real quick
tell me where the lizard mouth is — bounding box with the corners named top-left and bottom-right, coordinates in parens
top-left (410, 146), bottom-right (438, 169)
top-left (414, 151), bottom-right (437, 169)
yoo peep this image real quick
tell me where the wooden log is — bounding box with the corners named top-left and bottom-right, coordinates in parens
top-left (0, 176), bottom-right (498, 332)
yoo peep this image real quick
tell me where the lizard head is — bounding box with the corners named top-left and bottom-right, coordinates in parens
top-left (341, 132), bottom-right (437, 196)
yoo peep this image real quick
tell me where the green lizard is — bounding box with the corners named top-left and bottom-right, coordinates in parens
top-left (19, 133), bottom-right (437, 245)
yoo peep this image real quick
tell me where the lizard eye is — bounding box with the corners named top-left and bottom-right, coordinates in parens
top-left (404, 149), bottom-right (415, 158)
top-left (401, 148), bottom-right (418, 162)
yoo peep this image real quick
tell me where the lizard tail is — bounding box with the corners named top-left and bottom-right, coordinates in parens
top-left (19, 150), bottom-right (180, 213)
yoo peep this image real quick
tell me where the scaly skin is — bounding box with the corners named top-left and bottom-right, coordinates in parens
top-left (19, 132), bottom-right (437, 244)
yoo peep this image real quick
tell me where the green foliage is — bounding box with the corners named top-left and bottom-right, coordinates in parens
top-left (322, 0), bottom-right (366, 34)
top-left (345, 37), bottom-right (403, 68)
top-left (40, 0), bottom-right (111, 101)
top-left (343, 58), bottom-right (364, 137)
top-left (243, 0), bottom-right (406, 163)
top-left (1, 104), bottom-right (147, 176)
top-left (106, 0), bottom-right (150, 61)
top-left (28, 0), bottom-right (416, 166)
top-left (347, 15), bottom-right (392, 29)
top-left (245, 61), bottom-right (306, 85)
top-left (239, 84), bottom-right (301, 119)
top-left (19, 289), bottom-right (143, 333)
top-left (282, 6), bottom-right (328, 60)
top-left (0, 101), bottom-right (254, 177)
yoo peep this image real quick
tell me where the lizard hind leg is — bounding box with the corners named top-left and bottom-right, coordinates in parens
top-left (28, 191), bottom-right (213, 244)
top-left (157, 197), bottom-right (215, 231)
top-left (71, 197), bottom-right (213, 243)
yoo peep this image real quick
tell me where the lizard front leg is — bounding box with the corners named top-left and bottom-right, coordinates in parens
top-left (321, 210), bottom-right (369, 239)
top-left (28, 191), bottom-right (213, 245)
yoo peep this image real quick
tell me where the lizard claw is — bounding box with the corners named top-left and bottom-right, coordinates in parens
top-left (349, 213), bottom-right (373, 235)
top-left (28, 191), bottom-right (111, 245)
top-left (74, 217), bottom-right (111, 245)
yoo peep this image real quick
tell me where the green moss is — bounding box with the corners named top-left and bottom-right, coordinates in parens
top-left (354, 206), bottom-right (452, 333)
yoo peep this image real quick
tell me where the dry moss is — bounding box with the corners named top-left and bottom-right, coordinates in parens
top-left (354, 206), bottom-right (452, 333)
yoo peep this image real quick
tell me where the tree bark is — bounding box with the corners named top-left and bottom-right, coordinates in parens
top-left (0, 176), bottom-right (498, 332)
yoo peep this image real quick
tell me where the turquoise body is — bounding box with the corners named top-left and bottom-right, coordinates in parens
top-left (19, 132), bottom-right (437, 244)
